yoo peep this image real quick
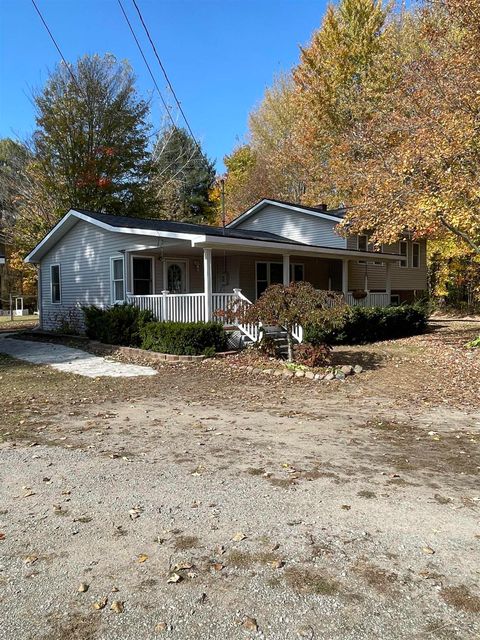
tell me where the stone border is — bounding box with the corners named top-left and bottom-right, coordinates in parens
top-left (235, 363), bottom-right (364, 382)
top-left (18, 330), bottom-right (237, 364)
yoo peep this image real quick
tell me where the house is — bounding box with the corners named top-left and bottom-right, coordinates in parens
top-left (25, 199), bottom-right (427, 338)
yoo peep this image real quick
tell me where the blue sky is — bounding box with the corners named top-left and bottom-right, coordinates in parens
top-left (0, 0), bottom-right (328, 171)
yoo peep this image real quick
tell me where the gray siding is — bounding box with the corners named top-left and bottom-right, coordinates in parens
top-left (236, 204), bottom-right (345, 248)
top-left (39, 220), bottom-right (164, 331)
top-left (347, 236), bottom-right (428, 292)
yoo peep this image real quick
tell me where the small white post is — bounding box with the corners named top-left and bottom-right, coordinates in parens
top-left (203, 248), bottom-right (213, 322)
top-left (385, 261), bottom-right (392, 303)
top-left (342, 259), bottom-right (349, 297)
top-left (161, 290), bottom-right (169, 321)
top-left (283, 254), bottom-right (290, 285)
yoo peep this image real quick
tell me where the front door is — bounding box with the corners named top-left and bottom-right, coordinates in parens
top-left (166, 261), bottom-right (187, 293)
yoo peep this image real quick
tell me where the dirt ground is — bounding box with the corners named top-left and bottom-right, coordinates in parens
top-left (0, 319), bottom-right (479, 639)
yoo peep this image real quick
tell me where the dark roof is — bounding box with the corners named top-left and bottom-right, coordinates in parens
top-left (255, 198), bottom-right (346, 219)
top-left (74, 208), bottom-right (304, 245)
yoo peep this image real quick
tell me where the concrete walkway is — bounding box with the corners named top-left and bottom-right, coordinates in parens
top-left (0, 335), bottom-right (157, 378)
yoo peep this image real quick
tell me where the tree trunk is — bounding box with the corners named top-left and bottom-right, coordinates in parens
top-left (286, 326), bottom-right (294, 362)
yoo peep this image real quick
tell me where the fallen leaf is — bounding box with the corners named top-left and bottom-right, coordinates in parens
top-left (111, 586), bottom-right (119, 592)
top-left (422, 546), bottom-right (435, 555)
top-left (0, 532), bottom-right (5, 541)
top-left (242, 617), bottom-right (258, 631)
top-left (211, 562), bottom-right (224, 572)
top-left (78, 582), bottom-right (89, 593)
top-left (93, 597), bottom-right (108, 610)
top-left (167, 573), bottom-right (182, 584)
top-left (268, 559), bottom-right (284, 569)
top-left (24, 555), bottom-right (38, 565)
top-left (232, 532), bottom-right (247, 542)
top-left (138, 554), bottom-right (148, 563)
top-left (172, 562), bottom-right (192, 571)
top-left (341, 505), bottom-right (351, 510)
top-left (154, 622), bottom-right (168, 633)
top-left (110, 600), bottom-right (124, 613)
top-left (22, 491), bottom-right (36, 498)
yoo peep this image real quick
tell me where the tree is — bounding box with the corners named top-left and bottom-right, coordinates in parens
top-left (221, 145), bottom-right (270, 222)
top-left (336, 0), bottom-right (480, 257)
top-left (17, 53), bottom-right (154, 249)
top-left (151, 126), bottom-right (216, 223)
top-left (292, 0), bottom-right (395, 206)
top-left (234, 282), bottom-right (345, 361)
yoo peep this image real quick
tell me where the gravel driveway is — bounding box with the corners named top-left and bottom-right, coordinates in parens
top-left (0, 321), bottom-right (479, 639)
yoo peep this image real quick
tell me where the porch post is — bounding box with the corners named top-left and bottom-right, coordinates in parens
top-left (342, 259), bottom-right (349, 297)
top-left (203, 248), bottom-right (213, 321)
top-left (385, 261), bottom-right (392, 302)
top-left (283, 254), bottom-right (290, 285)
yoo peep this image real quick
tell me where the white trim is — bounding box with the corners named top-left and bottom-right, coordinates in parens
top-left (50, 263), bottom-right (61, 304)
top-left (412, 242), bottom-right (420, 268)
top-left (110, 256), bottom-right (126, 304)
top-left (0, 257), bottom-right (5, 265)
top-left (25, 209), bottom-right (205, 263)
top-left (163, 259), bottom-right (189, 293)
top-left (399, 240), bottom-right (408, 267)
top-left (226, 199), bottom-right (344, 227)
top-left (130, 254), bottom-right (155, 295)
top-left (194, 234), bottom-right (402, 261)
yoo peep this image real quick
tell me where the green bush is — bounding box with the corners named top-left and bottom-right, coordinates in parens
top-left (82, 304), bottom-right (154, 346)
top-left (305, 304), bottom-right (428, 345)
top-left (140, 321), bottom-right (227, 356)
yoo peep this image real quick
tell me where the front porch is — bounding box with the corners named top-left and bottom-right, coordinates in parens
top-left (127, 289), bottom-right (392, 325)
top-left (123, 242), bottom-right (397, 341)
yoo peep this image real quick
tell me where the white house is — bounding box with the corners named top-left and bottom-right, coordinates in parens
top-left (25, 199), bottom-right (427, 338)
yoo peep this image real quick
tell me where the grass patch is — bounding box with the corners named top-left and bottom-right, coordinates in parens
top-left (173, 535), bottom-right (200, 551)
top-left (441, 585), bottom-right (480, 613)
top-left (357, 490), bottom-right (377, 499)
top-left (353, 562), bottom-right (398, 592)
top-left (226, 550), bottom-right (281, 569)
top-left (285, 566), bottom-right (339, 596)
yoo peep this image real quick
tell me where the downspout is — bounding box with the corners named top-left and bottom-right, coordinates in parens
top-left (37, 263), bottom-right (43, 331)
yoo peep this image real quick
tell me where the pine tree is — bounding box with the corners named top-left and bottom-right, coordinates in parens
top-left (152, 126), bottom-right (216, 223)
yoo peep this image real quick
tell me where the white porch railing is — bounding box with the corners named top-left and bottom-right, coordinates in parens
top-left (127, 289), bottom-right (391, 346)
top-left (345, 292), bottom-right (391, 307)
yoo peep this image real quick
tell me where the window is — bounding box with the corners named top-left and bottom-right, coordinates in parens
top-left (256, 261), bottom-right (304, 298)
top-left (132, 257), bottom-right (153, 295)
top-left (51, 264), bottom-right (61, 303)
top-left (399, 241), bottom-right (408, 267)
top-left (291, 263), bottom-right (304, 282)
top-left (357, 234), bottom-right (368, 264)
top-left (412, 242), bottom-right (420, 268)
top-left (110, 257), bottom-right (125, 303)
top-left (357, 234), bottom-right (368, 252)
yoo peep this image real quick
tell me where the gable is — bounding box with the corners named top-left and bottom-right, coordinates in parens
top-left (233, 203), bottom-right (346, 249)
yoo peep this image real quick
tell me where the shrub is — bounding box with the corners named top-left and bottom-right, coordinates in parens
top-left (82, 304), bottom-right (153, 346)
top-left (293, 343), bottom-right (332, 367)
top-left (305, 303), bottom-right (428, 345)
top-left (140, 321), bottom-right (227, 355)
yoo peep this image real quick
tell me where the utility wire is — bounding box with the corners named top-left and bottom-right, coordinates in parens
top-left (30, 0), bottom-right (82, 94)
top-left (131, 0), bottom-right (204, 157)
top-left (117, 0), bottom-right (177, 129)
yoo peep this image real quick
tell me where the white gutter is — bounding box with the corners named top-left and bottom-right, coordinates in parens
top-left (194, 234), bottom-right (403, 262)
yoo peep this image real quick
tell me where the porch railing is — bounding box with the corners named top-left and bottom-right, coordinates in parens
top-left (345, 292), bottom-right (391, 307)
top-left (127, 289), bottom-right (391, 346)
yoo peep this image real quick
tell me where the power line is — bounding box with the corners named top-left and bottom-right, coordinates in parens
top-left (30, 0), bottom-right (82, 94)
top-left (117, 0), bottom-right (177, 130)
top-left (130, 0), bottom-right (204, 156)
